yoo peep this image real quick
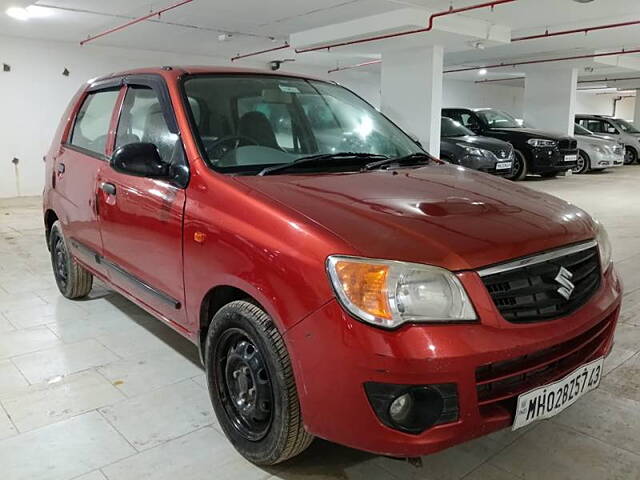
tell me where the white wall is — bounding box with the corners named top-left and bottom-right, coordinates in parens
top-left (575, 91), bottom-right (635, 120)
top-left (443, 79), bottom-right (524, 118)
top-left (0, 35), bottom-right (380, 198)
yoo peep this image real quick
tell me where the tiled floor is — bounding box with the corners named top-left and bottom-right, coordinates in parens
top-left (1, 167), bottom-right (639, 480)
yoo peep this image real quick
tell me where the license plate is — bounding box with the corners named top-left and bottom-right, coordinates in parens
top-left (496, 161), bottom-right (512, 170)
top-left (512, 357), bottom-right (603, 430)
top-left (564, 154), bottom-right (577, 162)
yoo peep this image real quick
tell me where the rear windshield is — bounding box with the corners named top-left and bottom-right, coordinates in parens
top-left (441, 117), bottom-right (474, 137)
top-left (182, 75), bottom-right (421, 174)
top-left (476, 109), bottom-right (521, 129)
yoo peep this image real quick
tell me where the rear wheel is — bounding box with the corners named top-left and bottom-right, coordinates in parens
top-left (506, 150), bottom-right (527, 181)
top-left (205, 300), bottom-right (313, 465)
top-left (572, 151), bottom-right (590, 174)
top-left (49, 221), bottom-right (93, 299)
top-left (624, 147), bottom-right (637, 165)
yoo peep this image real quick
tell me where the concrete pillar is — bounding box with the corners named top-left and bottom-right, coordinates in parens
top-left (381, 46), bottom-right (443, 157)
top-left (633, 90), bottom-right (640, 126)
top-left (523, 68), bottom-right (578, 136)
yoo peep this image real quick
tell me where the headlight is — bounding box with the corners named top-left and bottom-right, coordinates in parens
top-left (595, 222), bottom-right (612, 272)
top-left (326, 256), bottom-right (477, 329)
top-left (527, 138), bottom-right (557, 148)
top-left (456, 143), bottom-right (488, 157)
top-left (589, 143), bottom-right (606, 154)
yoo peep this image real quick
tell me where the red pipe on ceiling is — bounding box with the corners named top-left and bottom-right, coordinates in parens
top-left (328, 59), bottom-right (382, 74)
top-left (579, 75), bottom-right (640, 84)
top-left (443, 47), bottom-right (640, 73)
top-left (80, 0), bottom-right (193, 46)
top-left (512, 19), bottom-right (640, 42)
top-left (231, 43), bottom-right (290, 62)
top-left (296, 0), bottom-right (518, 54)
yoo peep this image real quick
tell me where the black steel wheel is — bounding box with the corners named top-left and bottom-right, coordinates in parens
top-left (49, 221), bottom-right (93, 299)
top-left (205, 300), bottom-right (313, 465)
top-left (572, 151), bottom-right (590, 174)
top-left (624, 147), bottom-right (637, 165)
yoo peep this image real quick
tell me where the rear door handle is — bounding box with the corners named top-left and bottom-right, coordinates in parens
top-left (100, 182), bottom-right (116, 195)
top-left (57, 163), bottom-right (65, 174)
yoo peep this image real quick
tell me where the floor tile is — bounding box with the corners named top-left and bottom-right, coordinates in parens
top-left (99, 379), bottom-right (217, 451)
top-left (491, 422), bottom-right (640, 480)
top-left (463, 464), bottom-right (519, 480)
top-left (553, 388), bottom-right (640, 455)
top-left (12, 339), bottom-right (120, 384)
top-left (0, 360), bottom-right (29, 391)
top-left (48, 309), bottom-right (152, 344)
top-left (102, 426), bottom-right (269, 480)
top-left (97, 347), bottom-right (202, 397)
top-left (0, 313), bottom-right (16, 332)
top-left (0, 411), bottom-right (135, 480)
top-left (0, 327), bottom-right (62, 360)
top-left (72, 472), bottom-right (108, 480)
top-left (601, 352), bottom-right (640, 402)
top-left (1, 370), bottom-right (125, 432)
top-left (3, 301), bottom-right (88, 329)
top-left (0, 405), bottom-right (18, 440)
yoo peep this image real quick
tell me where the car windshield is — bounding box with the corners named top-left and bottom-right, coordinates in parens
top-left (476, 109), bottom-right (522, 129)
top-left (182, 75), bottom-right (422, 174)
top-left (441, 117), bottom-right (474, 137)
top-left (574, 124), bottom-right (593, 136)
top-left (615, 118), bottom-right (640, 134)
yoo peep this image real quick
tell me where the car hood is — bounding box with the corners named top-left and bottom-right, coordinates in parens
top-left (444, 135), bottom-right (512, 154)
top-left (489, 127), bottom-right (571, 140)
top-left (235, 165), bottom-right (596, 271)
top-left (575, 134), bottom-right (618, 147)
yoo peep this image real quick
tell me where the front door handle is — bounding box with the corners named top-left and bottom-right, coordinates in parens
top-left (57, 163), bottom-right (65, 174)
top-left (101, 182), bottom-right (116, 195)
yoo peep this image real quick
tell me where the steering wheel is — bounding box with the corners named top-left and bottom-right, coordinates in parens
top-left (206, 134), bottom-right (261, 160)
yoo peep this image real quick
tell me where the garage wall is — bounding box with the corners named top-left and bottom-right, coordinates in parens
top-left (0, 35), bottom-right (381, 198)
top-left (443, 79), bottom-right (524, 118)
top-left (575, 91), bottom-right (635, 120)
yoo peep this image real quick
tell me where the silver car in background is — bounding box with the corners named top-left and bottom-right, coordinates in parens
top-left (576, 114), bottom-right (640, 164)
top-left (572, 123), bottom-right (625, 174)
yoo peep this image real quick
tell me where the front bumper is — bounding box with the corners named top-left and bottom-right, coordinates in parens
top-left (527, 147), bottom-right (578, 174)
top-left (589, 150), bottom-right (625, 168)
top-left (285, 266), bottom-right (622, 457)
top-left (458, 154), bottom-right (513, 176)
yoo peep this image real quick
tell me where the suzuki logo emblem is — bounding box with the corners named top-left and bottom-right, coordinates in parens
top-left (555, 266), bottom-right (575, 300)
top-left (500, 151), bottom-right (506, 158)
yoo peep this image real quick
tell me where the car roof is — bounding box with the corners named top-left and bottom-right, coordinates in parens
top-left (91, 65), bottom-right (327, 84)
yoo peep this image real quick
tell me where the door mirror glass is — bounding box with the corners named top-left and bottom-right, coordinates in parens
top-left (110, 142), bottom-right (169, 178)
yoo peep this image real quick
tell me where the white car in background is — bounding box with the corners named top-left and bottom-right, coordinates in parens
top-left (572, 123), bottom-right (625, 174)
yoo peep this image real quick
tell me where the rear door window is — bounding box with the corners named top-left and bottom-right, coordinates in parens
top-left (70, 89), bottom-right (120, 156)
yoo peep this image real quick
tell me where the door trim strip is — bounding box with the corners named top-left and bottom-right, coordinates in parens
top-left (70, 239), bottom-right (182, 310)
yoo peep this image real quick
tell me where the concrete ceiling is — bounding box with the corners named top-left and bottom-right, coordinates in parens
top-left (1, 0), bottom-right (640, 85)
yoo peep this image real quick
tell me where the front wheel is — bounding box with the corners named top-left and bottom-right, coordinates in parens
top-left (49, 221), bottom-right (93, 299)
top-left (205, 300), bottom-right (313, 465)
top-left (624, 147), bottom-right (637, 165)
top-left (572, 151), bottom-right (590, 174)
top-left (506, 150), bottom-right (528, 181)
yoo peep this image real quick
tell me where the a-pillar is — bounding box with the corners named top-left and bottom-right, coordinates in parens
top-left (381, 46), bottom-right (444, 157)
top-left (523, 68), bottom-right (578, 136)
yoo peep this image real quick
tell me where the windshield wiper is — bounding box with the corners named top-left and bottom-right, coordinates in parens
top-left (258, 152), bottom-right (388, 176)
top-left (361, 152), bottom-right (432, 171)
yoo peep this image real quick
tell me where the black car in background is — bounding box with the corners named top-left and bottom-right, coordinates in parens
top-left (440, 117), bottom-right (515, 178)
top-left (442, 108), bottom-right (578, 180)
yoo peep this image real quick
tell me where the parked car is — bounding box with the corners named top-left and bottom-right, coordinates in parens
top-left (442, 108), bottom-right (578, 180)
top-left (440, 116), bottom-right (514, 177)
top-left (573, 123), bottom-right (625, 174)
top-left (44, 67), bottom-right (621, 466)
top-left (575, 114), bottom-right (640, 165)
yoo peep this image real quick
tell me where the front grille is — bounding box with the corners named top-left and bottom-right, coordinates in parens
top-left (559, 139), bottom-right (578, 150)
top-left (480, 244), bottom-right (601, 323)
top-left (475, 312), bottom-right (615, 416)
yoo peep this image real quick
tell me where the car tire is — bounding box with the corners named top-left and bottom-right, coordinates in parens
top-left (624, 146), bottom-right (637, 165)
top-left (506, 150), bottom-right (528, 181)
top-left (205, 300), bottom-right (313, 465)
top-left (572, 151), bottom-right (590, 174)
top-left (49, 221), bottom-right (93, 299)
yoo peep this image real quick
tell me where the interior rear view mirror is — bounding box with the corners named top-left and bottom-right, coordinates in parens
top-left (110, 142), bottom-right (169, 179)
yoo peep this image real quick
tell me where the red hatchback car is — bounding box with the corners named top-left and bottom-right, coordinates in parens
top-left (43, 66), bottom-right (621, 465)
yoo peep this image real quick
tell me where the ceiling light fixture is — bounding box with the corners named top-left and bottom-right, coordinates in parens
top-left (25, 5), bottom-right (54, 18)
top-left (6, 7), bottom-right (29, 20)
top-left (478, 68), bottom-right (488, 76)
top-left (573, 0), bottom-right (595, 3)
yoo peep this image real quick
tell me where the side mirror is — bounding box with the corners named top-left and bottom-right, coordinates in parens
top-left (607, 127), bottom-right (619, 134)
top-left (110, 143), bottom-right (168, 178)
